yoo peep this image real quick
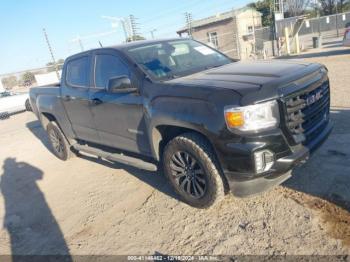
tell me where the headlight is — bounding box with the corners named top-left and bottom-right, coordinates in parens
top-left (224, 100), bottom-right (280, 132)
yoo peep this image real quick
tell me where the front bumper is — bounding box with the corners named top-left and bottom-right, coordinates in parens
top-left (223, 121), bottom-right (333, 197)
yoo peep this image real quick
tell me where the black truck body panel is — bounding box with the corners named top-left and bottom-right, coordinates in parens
top-left (30, 39), bottom-right (332, 197)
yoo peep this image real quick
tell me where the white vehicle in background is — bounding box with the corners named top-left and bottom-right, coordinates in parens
top-left (0, 91), bottom-right (31, 118)
top-left (344, 28), bottom-right (350, 47)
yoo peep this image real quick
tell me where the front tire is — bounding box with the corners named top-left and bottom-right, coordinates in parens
top-left (47, 122), bottom-right (71, 161)
top-left (163, 133), bottom-right (225, 208)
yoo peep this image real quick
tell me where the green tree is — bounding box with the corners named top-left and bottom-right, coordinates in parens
top-left (46, 62), bottom-right (55, 72)
top-left (247, 0), bottom-right (274, 26)
top-left (127, 35), bottom-right (146, 42)
top-left (336, 0), bottom-right (350, 13)
top-left (1, 76), bottom-right (17, 90)
top-left (57, 59), bottom-right (65, 70)
top-left (284, 0), bottom-right (311, 17)
top-left (21, 72), bottom-right (36, 86)
top-left (319, 0), bottom-right (337, 15)
top-left (345, 0), bottom-right (350, 11)
top-left (316, 0), bottom-right (350, 15)
top-left (46, 59), bottom-right (64, 72)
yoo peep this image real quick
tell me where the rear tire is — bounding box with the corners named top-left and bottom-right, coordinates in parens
top-left (163, 132), bottom-right (225, 208)
top-left (25, 99), bottom-right (32, 111)
top-left (47, 122), bottom-right (72, 161)
top-left (0, 112), bottom-right (10, 120)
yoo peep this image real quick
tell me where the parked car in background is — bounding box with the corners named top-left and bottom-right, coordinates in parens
top-left (344, 28), bottom-right (350, 47)
top-left (0, 91), bottom-right (31, 118)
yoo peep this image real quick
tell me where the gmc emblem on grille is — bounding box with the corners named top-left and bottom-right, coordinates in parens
top-left (306, 91), bottom-right (322, 106)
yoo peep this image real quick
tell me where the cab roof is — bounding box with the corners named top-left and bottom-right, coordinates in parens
top-left (67, 38), bottom-right (189, 60)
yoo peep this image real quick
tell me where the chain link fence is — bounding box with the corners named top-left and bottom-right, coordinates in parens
top-left (276, 12), bottom-right (350, 38)
top-left (250, 11), bottom-right (350, 58)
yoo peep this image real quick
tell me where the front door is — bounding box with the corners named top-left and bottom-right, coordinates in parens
top-left (89, 51), bottom-right (150, 155)
top-left (61, 54), bottom-right (100, 143)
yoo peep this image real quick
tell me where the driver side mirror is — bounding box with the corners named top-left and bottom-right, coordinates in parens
top-left (107, 76), bottom-right (137, 93)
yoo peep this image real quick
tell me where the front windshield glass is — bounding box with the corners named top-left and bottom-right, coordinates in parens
top-left (125, 39), bottom-right (232, 80)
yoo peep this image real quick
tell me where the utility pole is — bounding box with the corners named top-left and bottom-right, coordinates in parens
top-left (335, 2), bottom-right (339, 37)
top-left (76, 35), bottom-right (84, 51)
top-left (316, 0), bottom-right (321, 38)
top-left (185, 12), bottom-right (193, 37)
top-left (129, 14), bottom-right (141, 41)
top-left (43, 28), bottom-right (60, 79)
top-left (270, 4), bottom-right (276, 56)
top-left (252, 9), bottom-right (256, 56)
top-left (150, 29), bottom-right (157, 39)
top-left (70, 35), bottom-right (84, 52)
top-left (273, 0), bottom-right (284, 56)
top-left (70, 30), bottom-right (117, 51)
top-left (101, 16), bottom-right (129, 42)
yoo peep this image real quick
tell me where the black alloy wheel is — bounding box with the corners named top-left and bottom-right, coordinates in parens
top-left (170, 151), bottom-right (207, 199)
top-left (47, 122), bottom-right (72, 161)
top-left (49, 127), bottom-right (65, 158)
top-left (163, 132), bottom-right (225, 208)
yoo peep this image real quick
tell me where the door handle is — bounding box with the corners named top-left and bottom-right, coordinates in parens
top-left (63, 95), bottom-right (71, 101)
top-left (91, 98), bottom-right (103, 105)
top-left (63, 95), bottom-right (76, 101)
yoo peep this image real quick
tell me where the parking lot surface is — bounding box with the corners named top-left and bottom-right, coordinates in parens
top-left (0, 43), bottom-right (350, 255)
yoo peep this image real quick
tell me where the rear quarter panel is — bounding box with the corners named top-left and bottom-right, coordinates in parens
top-left (30, 86), bottom-right (76, 142)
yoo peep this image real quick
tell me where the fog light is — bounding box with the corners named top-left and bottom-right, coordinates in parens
top-left (254, 150), bottom-right (275, 174)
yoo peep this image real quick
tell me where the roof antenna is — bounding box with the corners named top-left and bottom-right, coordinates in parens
top-left (99, 41), bottom-right (103, 47)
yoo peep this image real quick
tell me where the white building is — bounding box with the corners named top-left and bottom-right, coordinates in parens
top-left (34, 71), bottom-right (61, 86)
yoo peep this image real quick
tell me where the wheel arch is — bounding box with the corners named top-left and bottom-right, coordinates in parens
top-left (151, 124), bottom-right (209, 161)
top-left (40, 112), bottom-right (75, 145)
top-left (40, 112), bottom-right (57, 128)
top-left (151, 124), bottom-right (229, 193)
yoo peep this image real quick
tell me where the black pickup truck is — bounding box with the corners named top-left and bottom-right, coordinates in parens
top-left (30, 38), bottom-right (332, 208)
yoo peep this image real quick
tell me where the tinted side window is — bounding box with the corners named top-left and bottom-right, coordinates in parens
top-left (95, 54), bottom-right (129, 89)
top-left (66, 56), bottom-right (90, 87)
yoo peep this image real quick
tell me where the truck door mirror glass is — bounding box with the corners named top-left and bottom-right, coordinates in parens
top-left (107, 76), bottom-right (137, 93)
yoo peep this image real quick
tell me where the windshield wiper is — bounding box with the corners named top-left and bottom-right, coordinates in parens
top-left (166, 74), bottom-right (180, 80)
top-left (205, 64), bottom-right (224, 70)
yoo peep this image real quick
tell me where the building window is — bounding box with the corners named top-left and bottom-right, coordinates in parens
top-left (207, 32), bottom-right (218, 48)
top-left (248, 26), bottom-right (253, 34)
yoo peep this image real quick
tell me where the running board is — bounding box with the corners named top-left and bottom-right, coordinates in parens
top-left (72, 144), bottom-right (157, 172)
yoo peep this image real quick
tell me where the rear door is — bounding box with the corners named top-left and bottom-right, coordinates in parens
top-left (88, 50), bottom-right (150, 155)
top-left (61, 54), bottom-right (100, 143)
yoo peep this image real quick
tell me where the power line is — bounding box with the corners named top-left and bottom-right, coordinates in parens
top-left (150, 29), bottom-right (157, 39)
top-left (139, 0), bottom-right (203, 25)
top-left (34, 1), bottom-right (268, 74)
top-left (101, 16), bottom-right (129, 42)
top-left (139, 0), bottom-right (249, 38)
top-left (70, 30), bottom-right (118, 52)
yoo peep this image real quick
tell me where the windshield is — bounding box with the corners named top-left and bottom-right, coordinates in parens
top-left (125, 39), bottom-right (232, 80)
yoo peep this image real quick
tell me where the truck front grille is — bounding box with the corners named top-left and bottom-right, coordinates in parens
top-left (283, 80), bottom-right (330, 145)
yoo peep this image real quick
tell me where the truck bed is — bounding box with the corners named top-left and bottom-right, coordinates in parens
top-left (29, 85), bottom-right (61, 116)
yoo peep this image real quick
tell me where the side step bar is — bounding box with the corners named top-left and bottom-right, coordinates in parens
top-left (72, 144), bottom-right (157, 172)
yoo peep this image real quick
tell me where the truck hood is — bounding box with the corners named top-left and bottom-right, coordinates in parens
top-left (168, 60), bottom-right (324, 104)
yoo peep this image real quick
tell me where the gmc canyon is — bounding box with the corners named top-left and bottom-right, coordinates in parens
top-left (30, 39), bottom-right (332, 208)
